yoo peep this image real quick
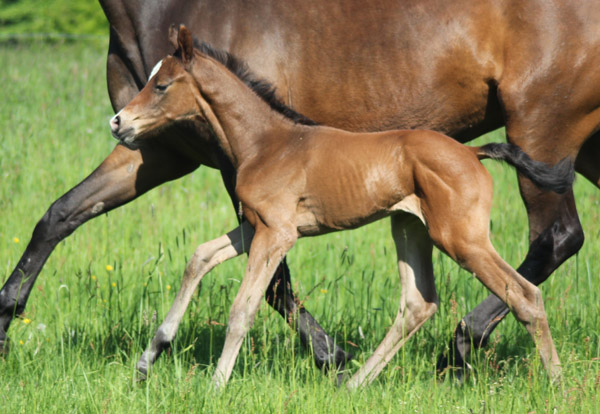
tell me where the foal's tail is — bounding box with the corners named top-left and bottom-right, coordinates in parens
top-left (473, 143), bottom-right (575, 194)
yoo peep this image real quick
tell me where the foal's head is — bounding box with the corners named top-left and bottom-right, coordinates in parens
top-left (109, 25), bottom-right (202, 147)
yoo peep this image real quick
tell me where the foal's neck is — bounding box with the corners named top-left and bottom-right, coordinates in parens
top-left (192, 55), bottom-right (299, 168)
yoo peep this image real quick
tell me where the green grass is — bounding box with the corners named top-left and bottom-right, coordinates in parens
top-left (1, 40), bottom-right (599, 413)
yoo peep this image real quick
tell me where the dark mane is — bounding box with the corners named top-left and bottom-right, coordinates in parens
top-left (192, 40), bottom-right (317, 126)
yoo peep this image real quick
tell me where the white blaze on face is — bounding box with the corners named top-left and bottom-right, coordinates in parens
top-left (148, 59), bottom-right (164, 83)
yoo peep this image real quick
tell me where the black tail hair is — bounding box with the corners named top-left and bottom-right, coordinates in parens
top-left (478, 143), bottom-right (575, 194)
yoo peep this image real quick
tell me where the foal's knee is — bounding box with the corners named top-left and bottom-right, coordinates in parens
top-left (183, 242), bottom-right (216, 280)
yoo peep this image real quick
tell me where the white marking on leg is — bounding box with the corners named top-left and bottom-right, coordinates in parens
top-left (91, 202), bottom-right (104, 215)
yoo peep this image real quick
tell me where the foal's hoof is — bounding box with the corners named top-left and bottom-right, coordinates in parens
top-left (549, 365), bottom-right (562, 387)
top-left (0, 338), bottom-right (9, 356)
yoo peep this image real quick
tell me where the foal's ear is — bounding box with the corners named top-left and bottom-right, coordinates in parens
top-left (168, 24), bottom-right (179, 50)
top-left (177, 24), bottom-right (194, 64)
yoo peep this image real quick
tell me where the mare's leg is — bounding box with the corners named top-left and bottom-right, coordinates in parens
top-left (437, 83), bottom-right (600, 376)
top-left (575, 131), bottom-right (600, 188)
top-left (346, 214), bottom-right (438, 389)
top-left (0, 144), bottom-right (199, 353)
top-left (213, 225), bottom-right (297, 389)
top-left (218, 164), bottom-right (352, 374)
top-left (137, 222), bottom-right (255, 378)
top-left (265, 261), bottom-right (352, 374)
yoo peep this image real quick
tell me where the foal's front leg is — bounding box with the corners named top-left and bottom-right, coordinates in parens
top-left (213, 226), bottom-right (297, 389)
top-left (137, 222), bottom-right (255, 378)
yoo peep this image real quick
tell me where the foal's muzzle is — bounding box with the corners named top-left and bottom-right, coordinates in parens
top-left (109, 113), bottom-right (135, 144)
top-left (109, 114), bottom-right (121, 135)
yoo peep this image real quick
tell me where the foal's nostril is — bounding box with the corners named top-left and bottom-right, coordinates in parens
top-left (110, 115), bottom-right (121, 132)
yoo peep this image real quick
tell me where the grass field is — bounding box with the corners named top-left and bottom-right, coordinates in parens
top-left (1, 40), bottom-right (599, 413)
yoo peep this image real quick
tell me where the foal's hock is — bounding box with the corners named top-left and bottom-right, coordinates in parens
top-left (111, 25), bottom-right (569, 388)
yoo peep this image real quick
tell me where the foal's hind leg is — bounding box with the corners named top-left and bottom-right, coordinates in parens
top-left (431, 214), bottom-right (561, 381)
top-left (137, 222), bottom-right (254, 378)
top-left (448, 239), bottom-right (561, 380)
top-left (438, 75), bottom-right (600, 376)
top-left (346, 214), bottom-right (438, 389)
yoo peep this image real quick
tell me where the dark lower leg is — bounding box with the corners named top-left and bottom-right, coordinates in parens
top-left (265, 260), bottom-right (352, 374)
top-left (437, 192), bottom-right (583, 376)
top-left (0, 144), bottom-right (199, 352)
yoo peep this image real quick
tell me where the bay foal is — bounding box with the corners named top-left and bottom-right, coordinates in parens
top-left (111, 26), bottom-right (570, 388)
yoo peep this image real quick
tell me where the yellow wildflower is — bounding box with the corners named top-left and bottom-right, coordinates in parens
top-left (112, 282), bottom-right (117, 288)
top-left (320, 289), bottom-right (328, 294)
top-left (166, 285), bottom-right (171, 290)
top-left (106, 265), bottom-right (114, 272)
top-left (23, 318), bottom-right (31, 325)
top-left (91, 275), bottom-right (97, 281)
top-left (13, 237), bottom-right (20, 243)
top-left (19, 340), bottom-right (24, 345)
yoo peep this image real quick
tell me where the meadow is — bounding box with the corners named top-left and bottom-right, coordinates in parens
top-left (1, 40), bottom-right (599, 413)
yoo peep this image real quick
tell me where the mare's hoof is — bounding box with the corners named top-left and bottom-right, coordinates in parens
top-left (435, 352), bottom-right (471, 385)
top-left (136, 365), bottom-right (148, 382)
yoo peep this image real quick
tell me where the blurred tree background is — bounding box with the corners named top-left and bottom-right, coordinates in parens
top-left (0, 0), bottom-right (107, 36)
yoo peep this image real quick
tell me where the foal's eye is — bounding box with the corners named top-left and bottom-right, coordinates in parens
top-left (154, 83), bottom-right (169, 92)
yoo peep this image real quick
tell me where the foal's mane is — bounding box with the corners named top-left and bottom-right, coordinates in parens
top-left (191, 40), bottom-right (317, 126)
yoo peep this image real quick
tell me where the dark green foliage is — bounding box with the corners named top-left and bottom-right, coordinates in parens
top-left (0, 0), bottom-right (108, 37)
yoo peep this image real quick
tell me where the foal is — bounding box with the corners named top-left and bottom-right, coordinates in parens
top-left (110, 26), bottom-right (570, 389)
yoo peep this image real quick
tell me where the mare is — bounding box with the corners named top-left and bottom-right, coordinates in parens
top-left (2, 1), bottom-right (600, 377)
top-left (110, 25), bottom-right (571, 388)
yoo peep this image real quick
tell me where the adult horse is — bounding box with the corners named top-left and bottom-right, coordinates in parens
top-left (2, 0), bottom-right (599, 378)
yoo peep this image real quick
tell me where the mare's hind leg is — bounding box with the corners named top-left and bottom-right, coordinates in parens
top-left (575, 131), bottom-right (600, 188)
top-left (346, 214), bottom-right (438, 389)
top-left (137, 222), bottom-right (254, 378)
top-left (438, 81), bottom-right (600, 376)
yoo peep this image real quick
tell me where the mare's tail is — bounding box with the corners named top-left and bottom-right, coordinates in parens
top-left (473, 143), bottom-right (575, 194)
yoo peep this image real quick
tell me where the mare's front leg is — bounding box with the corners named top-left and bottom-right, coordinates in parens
top-left (213, 224), bottom-right (297, 389)
top-left (137, 222), bottom-right (255, 378)
top-left (0, 144), bottom-right (199, 353)
top-left (266, 260), bottom-right (352, 376)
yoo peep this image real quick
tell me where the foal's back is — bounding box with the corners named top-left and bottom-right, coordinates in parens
top-left (254, 127), bottom-right (491, 236)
